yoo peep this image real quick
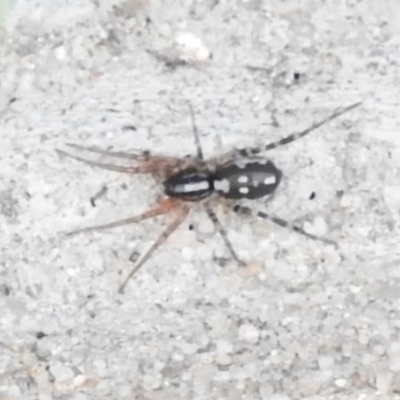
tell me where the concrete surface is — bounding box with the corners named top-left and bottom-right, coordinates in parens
top-left (0, 0), bottom-right (399, 399)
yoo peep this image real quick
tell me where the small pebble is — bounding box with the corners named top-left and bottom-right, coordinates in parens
top-left (142, 372), bottom-right (162, 390)
top-left (297, 376), bottom-right (320, 396)
top-left (207, 312), bottom-right (230, 335)
top-left (215, 352), bottom-right (232, 366)
top-left (197, 218), bottom-right (215, 234)
top-left (181, 246), bottom-right (194, 260)
top-left (175, 31), bottom-right (211, 62)
top-left (239, 261), bottom-right (263, 277)
top-left (72, 375), bottom-right (99, 389)
top-left (389, 355), bottom-right (400, 372)
top-left (349, 285), bottom-right (362, 294)
top-left (49, 363), bottom-right (74, 382)
top-left (238, 323), bottom-right (259, 344)
top-left (304, 216), bottom-right (328, 236)
top-left (340, 194), bottom-right (359, 208)
top-left (359, 333), bottom-right (369, 346)
top-left (335, 378), bottom-right (347, 388)
top-left (270, 394), bottom-right (291, 400)
top-left (236, 380), bottom-right (246, 390)
top-left (39, 394), bottom-right (53, 400)
top-left (383, 186), bottom-right (400, 217)
top-left (390, 342), bottom-right (400, 353)
top-left (216, 339), bottom-right (233, 354)
top-left (373, 344), bottom-right (386, 356)
top-left (259, 383), bottom-right (273, 399)
top-left (376, 372), bottom-right (392, 395)
top-left (54, 46), bottom-right (67, 61)
top-left (71, 394), bottom-right (87, 400)
top-left (318, 355), bottom-right (334, 370)
top-left (8, 385), bottom-right (21, 396)
top-left (199, 353), bottom-right (214, 364)
top-left (73, 375), bottom-right (87, 387)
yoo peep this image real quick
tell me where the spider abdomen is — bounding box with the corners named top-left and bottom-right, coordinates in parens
top-left (164, 167), bottom-right (213, 201)
top-left (213, 158), bottom-right (282, 200)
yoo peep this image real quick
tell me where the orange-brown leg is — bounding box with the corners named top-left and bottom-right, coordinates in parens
top-left (66, 197), bottom-right (181, 236)
top-left (119, 203), bottom-right (190, 293)
top-left (57, 149), bottom-right (179, 175)
top-left (66, 143), bottom-right (185, 165)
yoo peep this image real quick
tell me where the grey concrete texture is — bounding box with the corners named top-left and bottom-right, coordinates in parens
top-left (0, 0), bottom-right (399, 399)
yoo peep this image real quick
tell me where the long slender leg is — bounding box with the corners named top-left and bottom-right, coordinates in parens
top-left (233, 205), bottom-right (337, 247)
top-left (66, 143), bottom-right (182, 164)
top-left (204, 203), bottom-right (245, 266)
top-left (223, 102), bottom-right (361, 159)
top-left (119, 204), bottom-right (190, 293)
top-left (66, 198), bottom-right (181, 236)
top-left (56, 149), bottom-right (174, 175)
top-left (187, 103), bottom-right (204, 161)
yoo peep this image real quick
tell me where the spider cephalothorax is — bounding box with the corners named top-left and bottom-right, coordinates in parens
top-left (58, 102), bottom-right (361, 292)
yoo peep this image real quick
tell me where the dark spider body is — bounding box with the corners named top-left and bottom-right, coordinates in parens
top-left (213, 159), bottom-right (282, 200)
top-left (164, 168), bottom-right (213, 201)
top-left (57, 101), bottom-right (361, 292)
top-left (164, 159), bottom-right (282, 201)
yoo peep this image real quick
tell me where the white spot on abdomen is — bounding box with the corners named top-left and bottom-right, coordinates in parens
top-left (263, 175), bottom-right (276, 185)
top-left (238, 175), bottom-right (249, 183)
top-left (239, 187), bottom-right (250, 194)
top-left (214, 179), bottom-right (230, 193)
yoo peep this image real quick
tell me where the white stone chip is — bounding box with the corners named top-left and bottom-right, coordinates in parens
top-left (304, 216), bottom-right (329, 236)
top-left (198, 218), bottom-right (215, 234)
top-left (215, 352), bottom-right (232, 366)
top-left (334, 378), bottom-right (347, 388)
top-left (270, 394), bottom-right (291, 400)
top-left (384, 185), bottom-right (400, 218)
top-left (318, 355), bottom-right (334, 370)
top-left (142, 372), bottom-right (162, 390)
top-left (49, 363), bottom-right (74, 382)
top-left (54, 46), bottom-right (67, 61)
top-left (376, 372), bottom-right (393, 395)
top-left (238, 323), bottom-right (259, 344)
top-left (181, 246), bottom-right (194, 260)
top-left (38, 394), bottom-right (53, 400)
top-left (175, 31), bottom-right (211, 62)
top-left (8, 385), bottom-right (21, 396)
top-left (389, 354), bottom-right (400, 372)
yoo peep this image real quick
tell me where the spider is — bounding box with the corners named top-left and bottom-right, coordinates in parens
top-left (57, 101), bottom-right (361, 293)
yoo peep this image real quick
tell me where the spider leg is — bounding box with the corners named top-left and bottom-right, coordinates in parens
top-left (187, 103), bottom-right (204, 162)
top-left (204, 203), bottom-right (245, 266)
top-left (229, 102), bottom-right (361, 158)
top-left (56, 149), bottom-right (175, 175)
top-left (233, 205), bottom-right (337, 247)
top-left (119, 204), bottom-right (190, 293)
top-left (66, 198), bottom-right (181, 236)
top-left (66, 143), bottom-right (182, 164)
